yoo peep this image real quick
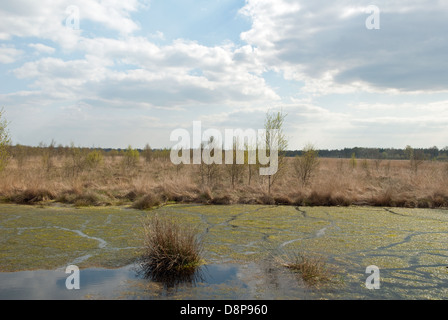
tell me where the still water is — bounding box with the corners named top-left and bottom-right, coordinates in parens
top-left (0, 262), bottom-right (311, 300)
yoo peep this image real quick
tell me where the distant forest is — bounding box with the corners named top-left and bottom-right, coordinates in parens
top-left (285, 146), bottom-right (447, 161)
top-left (9, 144), bottom-right (448, 161)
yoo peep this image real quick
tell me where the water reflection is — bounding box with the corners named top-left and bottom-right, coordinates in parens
top-left (134, 262), bottom-right (248, 298)
top-left (0, 266), bottom-right (138, 300)
top-left (136, 262), bottom-right (204, 291)
top-left (0, 263), bottom-right (248, 300)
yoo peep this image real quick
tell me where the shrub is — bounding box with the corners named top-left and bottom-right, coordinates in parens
top-left (122, 145), bottom-right (140, 169)
top-left (257, 193), bottom-right (275, 205)
top-left (132, 194), bottom-right (162, 210)
top-left (210, 194), bottom-right (232, 205)
top-left (140, 214), bottom-right (203, 280)
top-left (65, 143), bottom-right (87, 177)
top-left (86, 150), bottom-right (104, 169)
top-left (7, 188), bottom-right (56, 205)
top-left (273, 195), bottom-right (293, 205)
top-left (293, 144), bottom-right (319, 186)
top-left (142, 143), bottom-right (152, 163)
top-left (195, 188), bottom-right (213, 204)
top-left (303, 191), bottom-right (326, 206)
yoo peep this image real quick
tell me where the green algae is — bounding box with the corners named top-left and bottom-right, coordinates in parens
top-left (1, 203), bottom-right (448, 299)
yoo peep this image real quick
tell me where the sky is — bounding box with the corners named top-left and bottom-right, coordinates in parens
top-left (0, 0), bottom-right (447, 150)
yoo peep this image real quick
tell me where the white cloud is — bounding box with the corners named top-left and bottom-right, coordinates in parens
top-left (11, 36), bottom-right (279, 109)
top-left (1, 0), bottom-right (447, 149)
top-left (0, 0), bottom-right (144, 50)
top-left (28, 43), bottom-right (55, 55)
top-left (0, 44), bottom-right (23, 63)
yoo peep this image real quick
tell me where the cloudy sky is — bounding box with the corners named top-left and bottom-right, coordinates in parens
top-left (0, 0), bottom-right (447, 150)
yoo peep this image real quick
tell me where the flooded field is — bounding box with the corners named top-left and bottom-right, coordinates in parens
top-left (1, 203), bottom-right (448, 299)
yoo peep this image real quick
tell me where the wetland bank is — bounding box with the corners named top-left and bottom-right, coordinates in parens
top-left (1, 203), bottom-right (448, 299)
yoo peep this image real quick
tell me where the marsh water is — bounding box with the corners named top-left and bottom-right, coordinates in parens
top-left (0, 262), bottom-right (315, 300)
top-left (1, 203), bottom-right (448, 299)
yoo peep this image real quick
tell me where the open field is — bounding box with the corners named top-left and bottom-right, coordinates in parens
top-left (1, 203), bottom-right (448, 299)
top-left (1, 153), bottom-right (448, 209)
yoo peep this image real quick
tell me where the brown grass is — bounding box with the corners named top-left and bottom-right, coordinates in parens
top-left (131, 193), bottom-right (162, 210)
top-left (1, 155), bottom-right (447, 208)
top-left (278, 251), bottom-right (334, 287)
top-left (140, 214), bottom-right (203, 280)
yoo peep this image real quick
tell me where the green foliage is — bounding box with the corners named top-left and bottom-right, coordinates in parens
top-left (152, 148), bottom-right (171, 161)
top-left (294, 144), bottom-right (319, 186)
top-left (86, 150), bottom-right (104, 169)
top-left (0, 108), bottom-right (11, 172)
top-left (122, 145), bottom-right (140, 168)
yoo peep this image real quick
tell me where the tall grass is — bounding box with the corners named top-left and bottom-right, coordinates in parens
top-left (140, 214), bottom-right (203, 280)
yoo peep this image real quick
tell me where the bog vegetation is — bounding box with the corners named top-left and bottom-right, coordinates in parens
top-left (1, 141), bottom-right (448, 209)
top-left (1, 109), bottom-right (448, 209)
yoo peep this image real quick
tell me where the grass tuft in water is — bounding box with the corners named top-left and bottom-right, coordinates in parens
top-left (140, 214), bottom-right (203, 281)
top-left (279, 250), bottom-right (333, 287)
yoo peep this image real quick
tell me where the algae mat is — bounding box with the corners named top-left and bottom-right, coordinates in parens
top-left (1, 203), bottom-right (448, 299)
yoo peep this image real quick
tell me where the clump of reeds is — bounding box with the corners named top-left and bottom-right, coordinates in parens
top-left (279, 250), bottom-right (333, 287)
top-left (140, 214), bottom-right (203, 280)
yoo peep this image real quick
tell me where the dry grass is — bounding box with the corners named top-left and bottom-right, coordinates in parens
top-left (278, 251), bottom-right (334, 287)
top-left (1, 155), bottom-right (448, 208)
top-left (132, 193), bottom-right (162, 210)
top-left (140, 214), bottom-right (203, 280)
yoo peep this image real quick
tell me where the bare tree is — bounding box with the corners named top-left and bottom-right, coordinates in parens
top-left (369, 148), bottom-right (383, 171)
top-left (406, 145), bottom-right (425, 173)
top-left (0, 108), bottom-right (10, 172)
top-left (244, 141), bottom-right (259, 186)
top-left (199, 137), bottom-right (220, 187)
top-left (226, 137), bottom-right (245, 189)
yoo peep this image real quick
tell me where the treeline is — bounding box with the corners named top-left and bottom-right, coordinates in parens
top-left (7, 143), bottom-right (172, 162)
top-left (7, 144), bottom-right (448, 162)
top-left (286, 146), bottom-right (448, 161)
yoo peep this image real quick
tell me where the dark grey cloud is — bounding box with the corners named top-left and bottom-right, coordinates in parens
top-left (241, 0), bottom-right (448, 92)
